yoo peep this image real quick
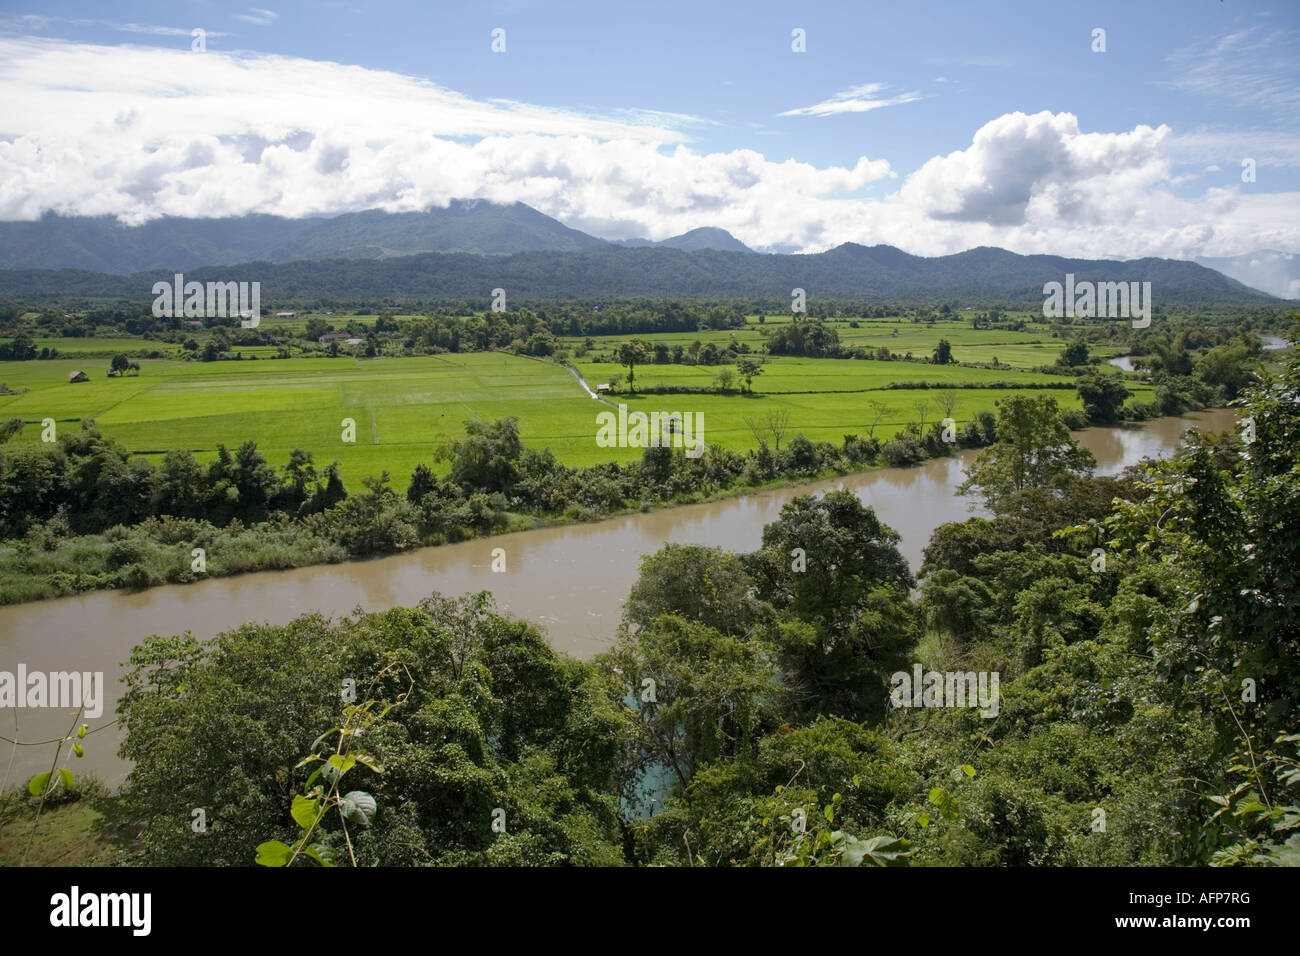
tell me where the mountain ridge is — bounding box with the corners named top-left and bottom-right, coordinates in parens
top-left (0, 242), bottom-right (1277, 304)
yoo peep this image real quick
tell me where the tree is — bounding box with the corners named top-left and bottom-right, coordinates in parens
top-left (713, 368), bottom-right (736, 391)
top-left (623, 543), bottom-right (766, 638)
top-left (282, 449), bottom-right (318, 510)
top-left (765, 410), bottom-right (790, 450)
top-left (932, 339), bottom-right (954, 365)
top-left (118, 594), bottom-right (634, 866)
top-left (736, 356), bottom-right (764, 393)
top-left (1075, 373), bottom-right (1131, 425)
top-left (867, 400), bottom-right (889, 438)
top-left (437, 417), bottom-right (523, 495)
top-left (1060, 340), bottom-right (1090, 367)
top-left (1195, 343), bottom-right (1257, 400)
top-left (939, 390), bottom-right (959, 421)
top-left (913, 398), bottom-right (931, 430)
top-left (747, 491), bottom-right (916, 720)
top-left (604, 614), bottom-right (779, 790)
top-left (958, 395), bottom-right (1096, 508)
top-left (109, 353), bottom-right (130, 377)
top-left (233, 440), bottom-right (281, 523)
top-left (407, 462), bottom-right (436, 504)
top-left (151, 449), bottom-right (207, 519)
top-left (615, 340), bottom-right (652, 393)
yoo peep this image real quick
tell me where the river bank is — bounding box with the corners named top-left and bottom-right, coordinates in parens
top-left (0, 408), bottom-right (1239, 790)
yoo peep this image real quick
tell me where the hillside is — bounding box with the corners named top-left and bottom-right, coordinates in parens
top-left (615, 227), bottom-right (752, 252)
top-left (0, 241), bottom-right (1274, 305)
top-left (0, 201), bottom-right (608, 273)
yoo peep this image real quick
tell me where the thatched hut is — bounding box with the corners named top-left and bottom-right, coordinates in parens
top-left (68, 370), bottom-right (89, 383)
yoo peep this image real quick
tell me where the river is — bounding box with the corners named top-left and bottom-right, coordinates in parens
top-left (1107, 333), bottom-right (1291, 371)
top-left (0, 408), bottom-right (1240, 789)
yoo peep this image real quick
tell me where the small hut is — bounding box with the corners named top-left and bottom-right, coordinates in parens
top-left (68, 370), bottom-right (88, 383)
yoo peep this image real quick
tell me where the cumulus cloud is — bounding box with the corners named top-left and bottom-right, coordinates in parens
top-left (779, 83), bottom-right (923, 117)
top-left (0, 37), bottom-right (1296, 260)
top-left (900, 111), bottom-right (1171, 226)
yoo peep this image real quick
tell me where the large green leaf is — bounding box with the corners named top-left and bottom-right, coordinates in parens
top-left (339, 790), bottom-right (377, 827)
top-left (303, 843), bottom-right (337, 867)
top-left (841, 835), bottom-right (914, 867)
top-left (27, 772), bottom-right (50, 796)
top-left (291, 794), bottom-right (320, 830)
top-left (255, 840), bottom-right (292, 867)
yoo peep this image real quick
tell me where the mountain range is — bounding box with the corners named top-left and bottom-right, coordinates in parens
top-left (0, 200), bottom-right (1286, 303)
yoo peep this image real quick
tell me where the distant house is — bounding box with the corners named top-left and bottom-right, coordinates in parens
top-left (184, 320), bottom-right (204, 328)
top-left (276, 311), bottom-right (297, 318)
top-left (68, 370), bottom-right (88, 383)
top-left (318, 332), bottom-right (350, 344)
top-left (595, 383), bottom-right (611, 393)
top-left (345, 338), bottom-right (363, 346)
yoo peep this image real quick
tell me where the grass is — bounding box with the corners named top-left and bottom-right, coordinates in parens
top-left (0, 779), bottom-right (133, 866)
top-left (0, 315), bottom-right (1145, 491)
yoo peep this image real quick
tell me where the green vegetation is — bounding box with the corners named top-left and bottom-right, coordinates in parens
top-left (0, 303), bottom-right (1284, 605)
top-left (38, 342), bottom-right (1291, 866)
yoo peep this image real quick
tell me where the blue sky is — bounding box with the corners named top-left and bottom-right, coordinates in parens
top-left (1, 0), bottom-right (1298, 258)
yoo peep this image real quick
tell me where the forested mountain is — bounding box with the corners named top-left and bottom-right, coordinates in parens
top-left (0, 242), bottom-right (1275, 304)
top-left (614, 227), bottom-right (752, 252)
top-left (0, 201), bottom-right (607, 273)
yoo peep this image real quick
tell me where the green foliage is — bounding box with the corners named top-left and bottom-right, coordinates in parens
top-left (958, 394), bottom-right (1096, 507)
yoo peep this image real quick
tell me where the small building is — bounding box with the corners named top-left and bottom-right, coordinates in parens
top-left (319, 332), bottom-right (350, 344)
top-left (595, 383), bottom-right (611, 393)
top-left (69, 370), bottom-right (88, 383)
top-left (276, 311), bottom-right (298, 318)
top-left (345, 338), bottom-right (363, 346)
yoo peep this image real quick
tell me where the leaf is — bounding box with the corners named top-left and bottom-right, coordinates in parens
top-left (77, 724), bottom-right (87, 739)
top-left (254, 840), bottom-right (292, 867)
top-left (72, 742), bottom-right (84, 758)
top-left (27, 772), bottom-right (50, 796)
top-left (916, 813), bottom-right (930, 828)
top-left (824, 805), bottom-right (835, 823)
top-left (59, 768), bottom-right (74, 789)
top-left (962, 764), bottom-right (977, 778)
top-left (321, 753), bottom-right (357, 785)
top-left (841, 835), bottom-right (914, 867)
top-left (303, 843), bottom-right (337, 867)
top-left (291, 794), bottom-right (320, 830)
top-left (352, 752), bottom-right (385, 774)
top-left (339, 790), bottom-right (377, 826)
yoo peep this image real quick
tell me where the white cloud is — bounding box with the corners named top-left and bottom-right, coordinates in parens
top-left (1162, 26), bottom-right (1300, 120)
top-left (779, 83), bottom-right (923, 117)
top-left (0, 15), bottom-right (229, 39)
top-left (0, 38), bottom-right (1296, 260)
top-left (234, 8), bottom-right (279, 27)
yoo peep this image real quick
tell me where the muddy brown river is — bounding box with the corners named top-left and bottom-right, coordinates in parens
top-left (0, 409), bottom-right (1239, 789)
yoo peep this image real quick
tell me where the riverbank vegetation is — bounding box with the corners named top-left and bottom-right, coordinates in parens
top-left (0, 305), bottom-right (1282, 604)
top-left (18, 339), bottom-right (1292, 866)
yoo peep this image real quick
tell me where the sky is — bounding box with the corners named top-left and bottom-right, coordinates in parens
top-left (0, 0), bottom-right (1298, 260)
